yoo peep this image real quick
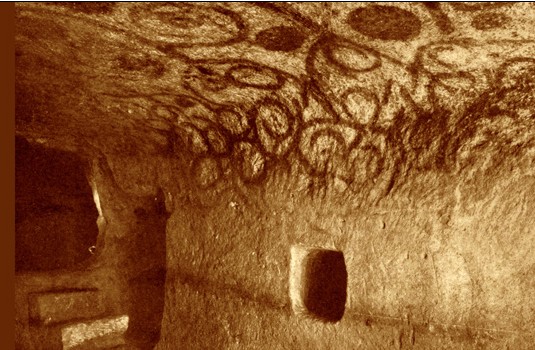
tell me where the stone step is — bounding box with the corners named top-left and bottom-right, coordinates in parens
top-left (29, 289), bottom-right (107, 326)
top-left (61, 315), bottom-right (129, 350)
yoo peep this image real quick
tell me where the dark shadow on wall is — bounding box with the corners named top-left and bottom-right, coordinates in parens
top-left (124, 189), bottom-right (169, 349)
top-left (15, 136), bottom-right (99, 272)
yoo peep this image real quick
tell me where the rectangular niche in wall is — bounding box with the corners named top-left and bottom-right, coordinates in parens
top-left (289, 246), bottom-right (348, 323)
top-left (15, 136), bottom-right (99, 272)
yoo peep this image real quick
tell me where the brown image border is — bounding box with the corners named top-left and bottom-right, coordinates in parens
top-left (2, 3), bottom-right (16, 350)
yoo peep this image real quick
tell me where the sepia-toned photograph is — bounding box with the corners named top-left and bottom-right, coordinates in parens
top-left (14, 2), bottom-right (535, 349)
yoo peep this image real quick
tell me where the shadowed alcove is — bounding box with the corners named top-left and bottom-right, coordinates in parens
top-left (15, 135), bottom-right (99, 272)
top-left (290, 246), bottom-right (348, 323)
top-left (302, 249), bottom-right (348, 322)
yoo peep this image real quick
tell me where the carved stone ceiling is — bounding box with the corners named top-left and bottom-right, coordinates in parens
top-left (15, 3), bottom-right (535, 188)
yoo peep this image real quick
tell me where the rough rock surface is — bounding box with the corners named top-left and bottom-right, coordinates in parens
top-left (15, 2), bottom-right (535, 349)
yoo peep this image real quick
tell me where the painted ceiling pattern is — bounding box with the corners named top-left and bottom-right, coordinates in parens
top-left (15, 2), bottom-right (535, 196)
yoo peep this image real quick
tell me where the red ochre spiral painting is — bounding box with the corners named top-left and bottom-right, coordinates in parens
top-left (15, 2), bottom-right (535, 198)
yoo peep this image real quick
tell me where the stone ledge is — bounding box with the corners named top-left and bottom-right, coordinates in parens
top-left (62, 315), bottom-right (129, 350)
top-left (28, 289), bottom-right (107, 326)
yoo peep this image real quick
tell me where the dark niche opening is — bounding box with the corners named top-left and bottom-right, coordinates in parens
top-left (15, 136), bottom-right (99, 272)
top-left (302, 249), bottom-right (348, 322)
